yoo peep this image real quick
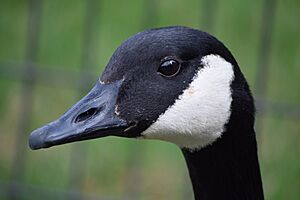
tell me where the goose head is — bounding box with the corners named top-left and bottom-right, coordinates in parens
top-left (29, 26), bottom-right (253, 152)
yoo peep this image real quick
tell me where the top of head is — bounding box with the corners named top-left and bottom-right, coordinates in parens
top-left (100, 26), bottom-right (254, 150)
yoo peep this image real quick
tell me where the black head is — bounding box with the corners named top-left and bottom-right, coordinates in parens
top-left (29, 26), bottom-right (253, 150)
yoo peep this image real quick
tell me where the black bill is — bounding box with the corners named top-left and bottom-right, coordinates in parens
top-left (28, 80), bottom-right (129, 150)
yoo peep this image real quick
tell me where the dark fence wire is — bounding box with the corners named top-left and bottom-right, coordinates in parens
top-left (0, 0), bottom-right (299, 199)
top-left (254, 0), bottom-right (277, 141)
top-left (8, 0), bottom-right (43, 199)
top-left (67, 1), bottom-right (99, 199)
top-left (0, 181), bottom-right (131, 200)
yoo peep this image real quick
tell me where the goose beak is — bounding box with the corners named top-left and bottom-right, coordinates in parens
top-left (28, 80), bottom-right (129, 150)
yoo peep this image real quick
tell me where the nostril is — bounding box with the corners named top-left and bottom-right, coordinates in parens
top-left (75, 107), bottom-right (100, 123)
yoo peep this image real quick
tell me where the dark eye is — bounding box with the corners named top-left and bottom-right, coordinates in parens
top-left (158, 59), bottom-right (181, 77)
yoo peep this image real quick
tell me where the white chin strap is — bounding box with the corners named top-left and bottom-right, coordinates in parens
top-left (142, 54), bottom-right (234, 150)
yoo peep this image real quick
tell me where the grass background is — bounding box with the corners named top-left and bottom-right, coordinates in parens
top-left (0, 0), bottom-right (300, 199)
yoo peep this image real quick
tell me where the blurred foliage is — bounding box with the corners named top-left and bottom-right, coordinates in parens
top-left (0, 0), bottom-right (300, 199)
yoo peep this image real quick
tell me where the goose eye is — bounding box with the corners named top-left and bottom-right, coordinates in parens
top-left (158, 59), bottom-right (181, 77)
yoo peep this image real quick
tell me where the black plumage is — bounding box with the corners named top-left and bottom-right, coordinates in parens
top-left (29, 26), bottom-right (264, 200)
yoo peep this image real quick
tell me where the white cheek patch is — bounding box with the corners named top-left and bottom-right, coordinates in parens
top-left (141, 54), bottom-right (234, 150)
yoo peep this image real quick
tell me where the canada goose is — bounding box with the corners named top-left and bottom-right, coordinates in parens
top-left (29, 26), bottom-right (264, 200)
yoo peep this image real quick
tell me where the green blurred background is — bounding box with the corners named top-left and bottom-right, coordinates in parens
top-left (0, 0), bottom-right (299, 199)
